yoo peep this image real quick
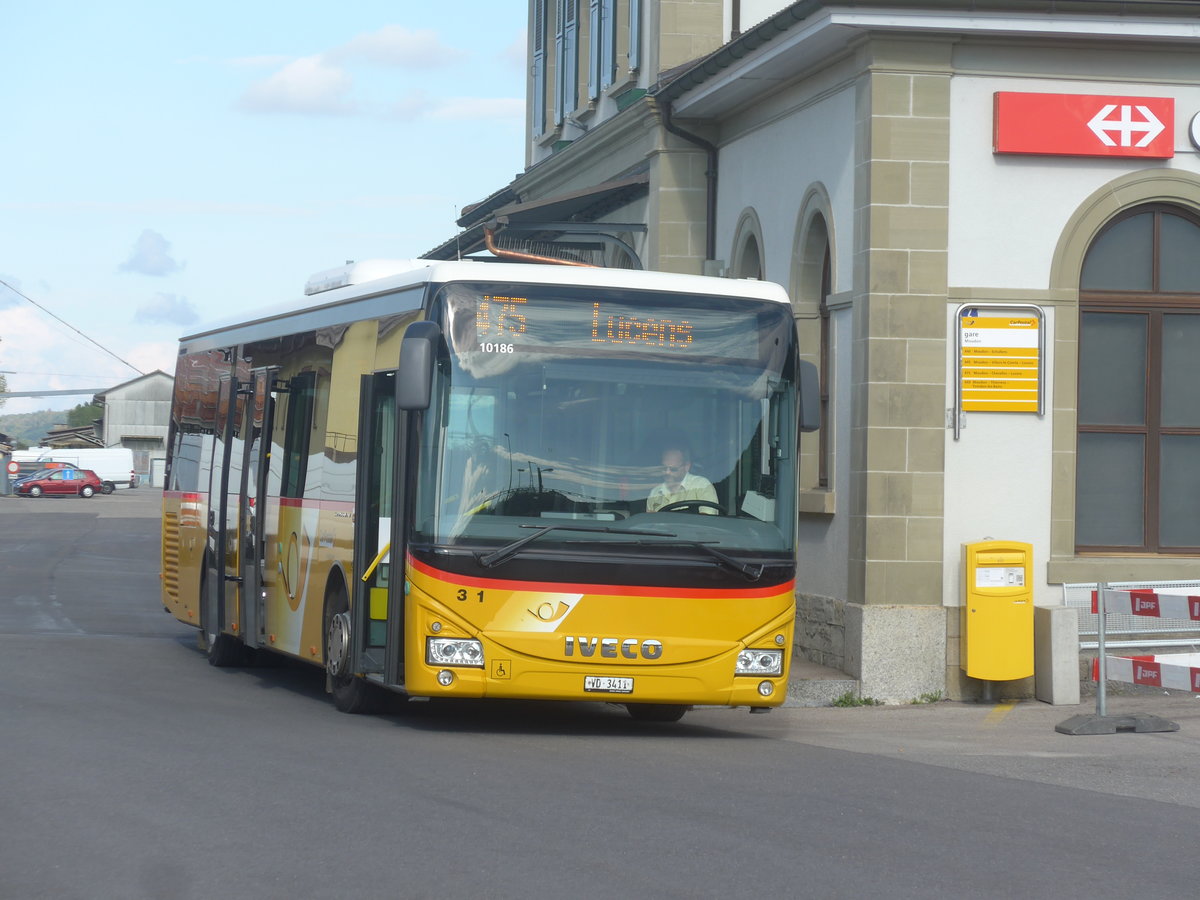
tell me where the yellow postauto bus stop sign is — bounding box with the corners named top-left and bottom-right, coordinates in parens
top-left (959, 315), bottom-right (1040, 412)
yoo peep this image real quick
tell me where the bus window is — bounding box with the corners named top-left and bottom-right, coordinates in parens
top-left (280, 372), bottom-right (316, 498)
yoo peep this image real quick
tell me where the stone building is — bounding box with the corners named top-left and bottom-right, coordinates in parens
top-left (427, 1), bottom-right (1200, 702)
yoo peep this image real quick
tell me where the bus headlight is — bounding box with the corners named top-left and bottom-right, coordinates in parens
top-left (735, 648), bottom-right (783, 676)
top-left (426, 637), bottom-right (485, 667)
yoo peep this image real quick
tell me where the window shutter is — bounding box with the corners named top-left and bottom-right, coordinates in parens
top-left (588, 0), bottom-right (600, 100)
top-left (628, 0), bottom-right (641, 71)
top-left (556, 0), bottom-right (578, 123)
top-left (532, 0), bottom-right (547, 136)
top-left (600, 0), bottom-right (616, 90)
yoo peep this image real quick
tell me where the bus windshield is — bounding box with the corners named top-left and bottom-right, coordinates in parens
top-left (413, 282), bottom-right (798, 561)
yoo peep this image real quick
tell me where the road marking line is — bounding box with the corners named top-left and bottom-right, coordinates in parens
top-left (984, 701), bottom-right (1016, 726)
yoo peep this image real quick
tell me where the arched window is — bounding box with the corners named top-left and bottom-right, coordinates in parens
top-left (792, 205), bottom-right (832, 493)
top-left (817, 242), bottom-right (831, 488)
top-left (1076, 205), bottom-right (1200, 552)
top-left (734, 233), bottom-right (762, 280)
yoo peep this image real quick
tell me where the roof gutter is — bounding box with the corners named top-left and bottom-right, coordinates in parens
top-left (483, 224), bottom-right (596, 267)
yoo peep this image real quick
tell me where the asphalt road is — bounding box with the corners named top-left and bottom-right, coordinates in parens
top-left (1, 488), bottom-right (1198, 899)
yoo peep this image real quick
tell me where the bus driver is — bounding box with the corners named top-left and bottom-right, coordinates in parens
top-left (646, 444), bottom-right (719, 514)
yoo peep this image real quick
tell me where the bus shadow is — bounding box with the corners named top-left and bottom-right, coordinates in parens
top-left (379, 697), bottom-right (766, 740)
top-left (175, 635), bottom-right (763, 739)
top-left (174, 633), bottom-right (763, 739)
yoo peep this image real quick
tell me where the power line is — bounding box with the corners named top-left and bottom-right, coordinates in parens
top-left (0, 370), bottom-right (122, 378)
top-left (0, 278), bottom-right (144, 377)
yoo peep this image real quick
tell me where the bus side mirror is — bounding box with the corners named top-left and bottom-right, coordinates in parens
top-left (797, 359), bottom-right (820, 433)
top-left (397, 320), bottom-right (443, 411)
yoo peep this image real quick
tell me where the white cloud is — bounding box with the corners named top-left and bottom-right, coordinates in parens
top-left (0, 199), bottom-right (310, 216)
top-left (0, 274), bottom-right (22, 310)
top-left (332, 25), bottom-right (466, 69)
top-left (126, 340), bottom-right (180, 378)
top-left (238, 55), bottom-right (356, 116)
top-left (238, 25), bottom-right (471, 118)
top-left (501, 32), bottom-right (527, 69)
top-left (225, 54), bottom-right (294, 69)
top-left (135, 293), bottom-right (200, 327)
top-left (387, 92), bottom-right (523, 123)
top-left (388, 90), bottom-right (435, 121)
top-left (119, 229), bottom-right (183, 277)
top-left (0, 308), bottom-right (119, 414)
top-left (431, 98), bottom-right (525, 121)
top-left (0, 304), bottom-right (180, 415)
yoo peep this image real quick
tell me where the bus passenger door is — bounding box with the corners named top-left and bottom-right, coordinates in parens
top-left (350, 374), bottom-right (398, 681)
top-left (237, 370), bottom-right (276, 649)
top-left (352, 371), bottom-right (398, 683)
top-left (220, 377), bottom-right (251, 640)
top-left (203, 372), bottom-right (243, 656)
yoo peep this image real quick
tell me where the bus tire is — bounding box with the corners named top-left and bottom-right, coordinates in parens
top-left (324, 582), bottom-right (378, 714)
top-left (626, 703), bottom-right (688, 723)
top-left (200, 568), bottom-right (248, 667)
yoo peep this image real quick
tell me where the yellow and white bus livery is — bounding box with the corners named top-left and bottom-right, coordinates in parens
top-left (161, 259), bottom-right (818, 722)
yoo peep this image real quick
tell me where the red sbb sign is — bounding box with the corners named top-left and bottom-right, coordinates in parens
top-left (994, 92), bottom-right (1174, 159)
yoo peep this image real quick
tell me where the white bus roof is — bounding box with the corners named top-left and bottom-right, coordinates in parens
top-left (180, 258), bottom-right (791, 352)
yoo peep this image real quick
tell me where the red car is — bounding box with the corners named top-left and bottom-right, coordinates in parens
top-left (16, 467), bottom-right (104, 499)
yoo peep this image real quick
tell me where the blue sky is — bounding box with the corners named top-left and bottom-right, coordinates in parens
top-left (0, 2), bottom-right (527, 414)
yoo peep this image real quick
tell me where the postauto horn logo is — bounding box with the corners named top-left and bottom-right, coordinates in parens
top-left (564, 637), bottom-right (664, 660)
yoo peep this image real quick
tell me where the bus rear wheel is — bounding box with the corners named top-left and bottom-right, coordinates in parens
top-left (626, 703), bottom-right (688, 723)
top-left (324, 584), bottom-right (379, 714)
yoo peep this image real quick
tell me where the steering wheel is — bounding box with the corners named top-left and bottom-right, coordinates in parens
top-left (657, 499), bottom-right (723, 515)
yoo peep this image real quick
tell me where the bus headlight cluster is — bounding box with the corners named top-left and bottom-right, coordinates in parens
top-left (426, 637), bottom-right (484, 667)
top-left (735, 648), bottom-right (783, 676)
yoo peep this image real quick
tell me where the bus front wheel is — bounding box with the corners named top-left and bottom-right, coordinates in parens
top-left (626, 703), bottom-right (688, 723)
top-left (323, 584), bottom-right (379, 714)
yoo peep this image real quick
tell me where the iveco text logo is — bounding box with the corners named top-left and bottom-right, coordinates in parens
top-left (564, 637), bottom-right (663, 660)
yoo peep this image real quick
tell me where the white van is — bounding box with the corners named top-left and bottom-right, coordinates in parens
top-left (13, 448), bottom-right (138, 494)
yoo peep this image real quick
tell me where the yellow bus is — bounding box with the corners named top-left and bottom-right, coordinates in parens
top-left (162, 259), bottom-right (818, 721)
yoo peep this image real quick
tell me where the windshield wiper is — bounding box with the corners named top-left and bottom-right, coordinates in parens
top-left (475, 526), bottom-right (765, 581)
top-left (641, 540), bottom-right (765, 581)
top-left (476, 524), bottom-right (674, 568)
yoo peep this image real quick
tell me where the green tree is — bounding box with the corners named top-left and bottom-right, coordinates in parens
top-left (67, 402), bottom-right (103, 426)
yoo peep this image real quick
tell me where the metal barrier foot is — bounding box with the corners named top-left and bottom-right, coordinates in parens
top-left (1055, 713), bottom-right (1180, 735)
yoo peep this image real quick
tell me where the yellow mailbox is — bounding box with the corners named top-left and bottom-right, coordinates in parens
top-left (960, 540), bottom-right (1033, 681)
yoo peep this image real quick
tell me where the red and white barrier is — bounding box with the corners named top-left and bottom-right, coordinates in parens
top-left (1091, 588), bottom-right (1200, 621)
top-left (1091, 587), bottom-right (1200, 693)
top-left (1092, 653), bottom-right (1200, 692)
top-left (1058, 585), bottom-right (1196, 734)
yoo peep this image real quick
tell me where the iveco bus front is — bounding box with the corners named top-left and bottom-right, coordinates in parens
top-left (374, 270), bottom-right (818, 721)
